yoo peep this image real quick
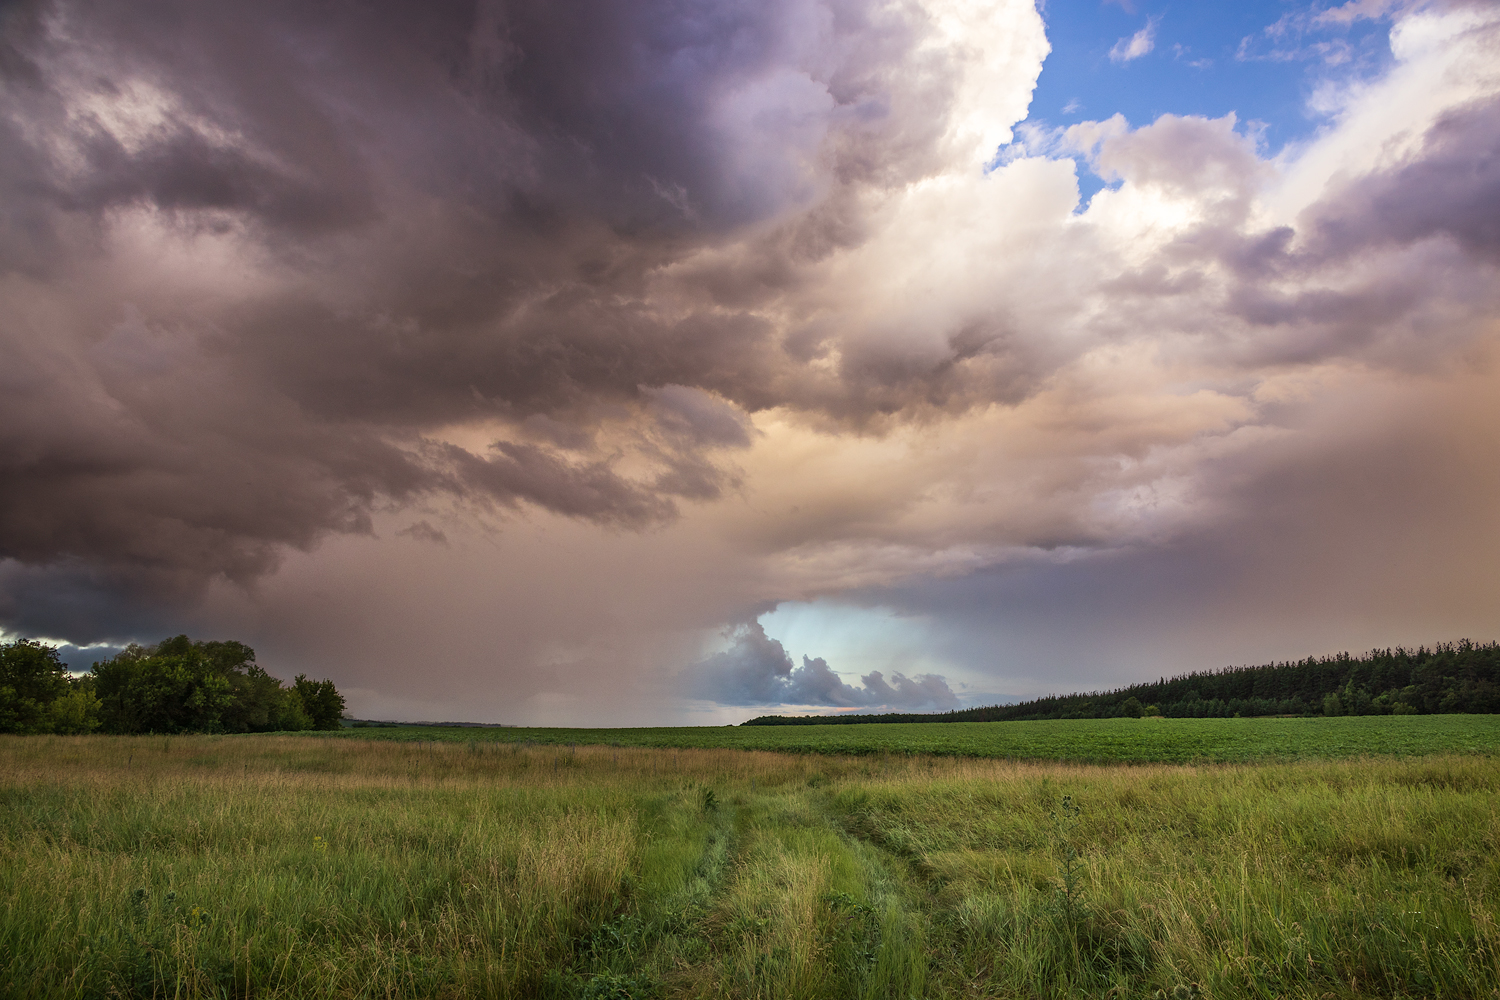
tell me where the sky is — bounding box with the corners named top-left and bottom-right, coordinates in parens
top-left (1, 0), bottom-right (1498, 725)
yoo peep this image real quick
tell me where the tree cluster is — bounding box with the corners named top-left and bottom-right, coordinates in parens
top-left (0, 635), bottom-right (345, 735)
top-left (742, 640), bottom-right (1500, 725)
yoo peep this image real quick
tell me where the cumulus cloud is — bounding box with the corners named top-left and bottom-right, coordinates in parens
top-left (690, 621), bottom-right (959, 710)
top-left (1303, 95), bottom-right (1500, 262)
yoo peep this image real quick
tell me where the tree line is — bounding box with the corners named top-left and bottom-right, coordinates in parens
top-left (0, 635), bottom-right (345, 735)
top-left (743, 640), bottom-right (1500, 725)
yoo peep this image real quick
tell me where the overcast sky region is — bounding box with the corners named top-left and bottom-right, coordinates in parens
top-left (2, 0), bottom-right (1499, 724)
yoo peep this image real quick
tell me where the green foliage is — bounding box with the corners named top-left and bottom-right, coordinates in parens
top-left (292, 673), bottom-right (347, 730)
top-left (0, 635), bottom-right (344, 736)
top-left (1050, 794), bottom-right (1086, 926)
top-left (0, 638), bottom-right (71, 733)
top-left (272, 685), bottom-right (315, 731)
top-left (45, 683), bottom-right (102, 734)
top-left (567, 971), bottom-right (657, 1000)
top-left (93, 643), bottom-right (237, 734)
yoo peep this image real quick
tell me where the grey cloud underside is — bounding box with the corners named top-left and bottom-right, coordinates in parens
top-left (0, 0), bottom-right (966, 618)
top-left (1305, 95), bottom-right (1500, 264)
top-left (0, 0), bottom-right (1498, 642)
top-left (690, 621), bottom-right (960, 710)
top-left (0, 7), bottom-right (737, 610)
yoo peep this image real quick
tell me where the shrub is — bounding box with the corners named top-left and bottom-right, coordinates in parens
top-left (46, 685), bottom-right (102, 734)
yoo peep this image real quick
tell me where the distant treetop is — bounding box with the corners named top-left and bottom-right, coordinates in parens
top-left (742, 641), bottom-right (1500, 725)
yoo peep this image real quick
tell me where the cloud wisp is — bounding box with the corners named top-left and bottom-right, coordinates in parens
top-left (1110, 16), bottom-right (1160, 64)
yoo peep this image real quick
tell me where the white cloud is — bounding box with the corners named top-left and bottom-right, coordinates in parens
top-left (1110, 16), bottom-right (1160, 64)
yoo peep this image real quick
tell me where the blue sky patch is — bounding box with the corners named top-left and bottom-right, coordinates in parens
top-left (1016, 0), bottom-right (1400, 203)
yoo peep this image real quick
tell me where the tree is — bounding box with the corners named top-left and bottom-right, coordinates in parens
top-left (1119, 696), bottom-right (1145, 718)
top-left (0, 635), bottom-right (343, 736)
top-left (293, 674), bottom-right (346, 730)
top-left (88, 636), bottom-right (348, 734)
top-left (272, 686), bottom-right (315, 731)
top-left (0, 639), bottom-right (71, 733)
top-left (94, 643), bottom-right (236, 734)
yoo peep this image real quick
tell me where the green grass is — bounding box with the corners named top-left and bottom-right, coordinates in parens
top-left (2, 733), bottom-right (1499, 998)
top-left (334, 713), bottom-right (1500, 763)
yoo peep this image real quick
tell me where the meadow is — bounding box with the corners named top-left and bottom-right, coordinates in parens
top-left (2, 729), bottom-right (1498, 999)
top-left (334, 713), bottom-right (1500, 763)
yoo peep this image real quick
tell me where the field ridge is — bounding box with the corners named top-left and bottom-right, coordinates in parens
top-left (329, 714), bottom-right (1500, 764)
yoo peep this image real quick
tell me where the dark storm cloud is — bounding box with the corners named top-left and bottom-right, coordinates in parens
top-left (52, 642), bottom-right (127, 671)
top-left (691, 621), bottom-right (959, 709)
top-left (0, 559), bottom-right (181, 644)
top-left (0, 0), bottom-right (974, 630)
top-left (395, 520), bottom-right (449, 545)
top-left (443, 440), bottom-right (678, 526)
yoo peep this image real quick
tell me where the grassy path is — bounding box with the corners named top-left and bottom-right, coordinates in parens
top-left (3, 735), bottom-right (1498, 998)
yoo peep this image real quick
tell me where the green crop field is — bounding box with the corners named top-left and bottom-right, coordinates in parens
top-left (3, 731), bottom-right (1498, 999)
top-left (332, 713), bottom-right (1500, 763)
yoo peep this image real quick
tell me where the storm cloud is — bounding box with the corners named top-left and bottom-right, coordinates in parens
top-left (0, 0), bottom-right (1039, 626)
top-left (691, 621), bottom-right (959, 710)
top-left (1, 0), bottom-right (1498, 720)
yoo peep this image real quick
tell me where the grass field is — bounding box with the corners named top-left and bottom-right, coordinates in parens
top-left (3, 731), bottom-right (1499, 998)
top-left (332, 714), bottom-right (1500, 763)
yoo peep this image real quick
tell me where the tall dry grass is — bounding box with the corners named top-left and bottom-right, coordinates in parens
top-left (1, 735), bottom-right (1496, 998)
